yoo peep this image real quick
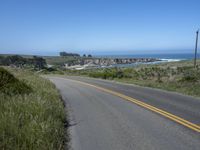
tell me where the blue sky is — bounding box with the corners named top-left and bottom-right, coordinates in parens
top-left (0, 0), bottom-right (200, 55)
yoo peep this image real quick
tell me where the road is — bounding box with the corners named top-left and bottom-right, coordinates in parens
top-left (48, 76), bottom-right (200, 150)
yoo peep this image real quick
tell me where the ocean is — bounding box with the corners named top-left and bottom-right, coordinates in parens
top-left (95, 53), bottom-right (199, 67)
top-left (97, 53), bottom-right (198, 60)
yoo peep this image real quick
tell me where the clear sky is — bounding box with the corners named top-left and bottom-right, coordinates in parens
top-left (0, 0), bottom-right (200, 55)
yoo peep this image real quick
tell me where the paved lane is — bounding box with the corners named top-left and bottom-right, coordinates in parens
top-left (65, 76), bottom-right (200, 125)
top-left (48, 77), bottom-right (200, 150)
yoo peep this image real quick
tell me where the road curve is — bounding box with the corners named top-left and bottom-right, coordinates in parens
top-left (63, 76), bottom-right (200, 125)
top-left (48, 76), bottom-right (200, 150)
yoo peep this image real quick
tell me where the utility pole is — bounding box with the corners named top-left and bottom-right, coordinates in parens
top-left (194, 29), bottom-right (199, 68)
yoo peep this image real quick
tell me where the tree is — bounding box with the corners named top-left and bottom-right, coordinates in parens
top-left (0, 55), bottom-right (46, 70)
top-left (0, 56), bottom-right (5, 65)
top-left (0, 55), bottom-right (27, 67)
top-left (59, 51), bottom-right (80, 57)
top-left (88, 54), bottom-right (92, 57)
top-left (32, 56), bottom-right (47, 70)
top-left (59, 51), bottom-right (68, 56)
top-left (83, 54), bottom-right (86, 57)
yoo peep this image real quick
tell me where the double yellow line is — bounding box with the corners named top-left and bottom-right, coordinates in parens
top-left (65, 78), bottom-right (200, 132)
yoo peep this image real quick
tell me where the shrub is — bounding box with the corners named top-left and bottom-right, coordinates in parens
top-left (0, 67), bottom-right (32, 95)
top-left (180, 68), bottom-right (200, 82)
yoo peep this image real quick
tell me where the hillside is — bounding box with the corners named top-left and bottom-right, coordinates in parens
top-left (0, 67), bottom-right (67, 150)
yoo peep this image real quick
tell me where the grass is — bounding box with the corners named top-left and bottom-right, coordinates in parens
top-left (0, 53), bottom-right (81, 66)
top-left (44, 56), bottom-right (98, 66)
top-left (0, 67), bottom-right (67, 150)
top-left (44, 56), bottom-right (78, 66)
top-left (115, 77), bottom-right (200, 97)
top-left (61, 59), bottom-right (200, 98)
top-left (0, 67), bottom-right (32, 95)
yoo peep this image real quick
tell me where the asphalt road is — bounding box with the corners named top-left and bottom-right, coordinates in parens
top-left (48, 76), bottom-right (200, 150)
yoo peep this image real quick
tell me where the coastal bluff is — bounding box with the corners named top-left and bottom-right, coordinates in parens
top-left (65, 57), bottom-right (160, 69)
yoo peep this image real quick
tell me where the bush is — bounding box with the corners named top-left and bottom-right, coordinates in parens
top-left (0, 55), bottom-right (47, 70)
top-left (180, 68), bottom-right (200, 82)
top-left (0, 67), bottom-right (32, 95)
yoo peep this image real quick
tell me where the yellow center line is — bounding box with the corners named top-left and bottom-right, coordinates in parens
top-left (63, 78), bottom-right (200, 132)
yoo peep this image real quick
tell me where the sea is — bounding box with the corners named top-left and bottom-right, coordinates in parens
top-left (95, 53), bottom-right (199, 67)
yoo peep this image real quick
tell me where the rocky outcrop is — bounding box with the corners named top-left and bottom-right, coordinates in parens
top-left (66, 57), bottom-right (160, 67)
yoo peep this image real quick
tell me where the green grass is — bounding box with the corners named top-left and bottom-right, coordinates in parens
top-left (62, 59), bottom-right (200, 98)
top-left (0, 67), bottom-right (32, 95)
top-left (44, 56), bottom-right (98, 66)
top-left (114, 77), bottom-right (200, 97)
top-left (0, 67), bottom-right (67, 150)
top-left (0, 53), bottom-right (81, 66)
top-left (44, 56), bottom-right (78, 66)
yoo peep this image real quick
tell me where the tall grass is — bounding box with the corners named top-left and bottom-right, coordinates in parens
top-left (0, 67), bottom-right (67, 150)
